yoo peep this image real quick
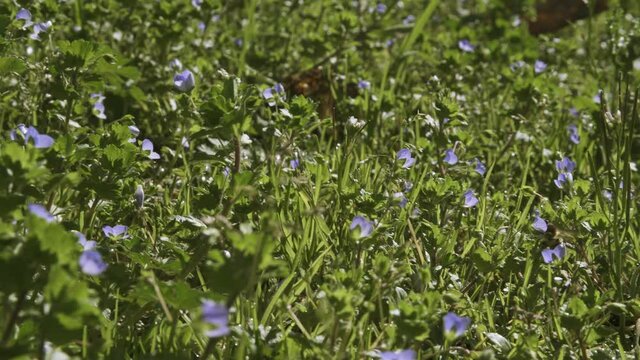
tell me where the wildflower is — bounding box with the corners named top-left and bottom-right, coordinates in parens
top-left (192, 0), bottom-right (203, 8)
top-left (79, 250), bottom-right (107, 275)
top-left (554, 172), bottom-right (573, 189)
top-left (534, 60), bottom-right (547, 74)
top-left (379, 349), bottom-right (416, 360)
top-left (443, 312), bottom-right (471, 337)
top-left (174, 70), bottom-right (195, 92)
top-left (541, 244), bottom-right (566, 263)
top-left (567, 124), bottom-right (580, 145)
top-left (290, 159), bottom-right (300, 170)
top-left (474, 158), bottom-right (486, 175)
top-left (602, 190), bottom-right (612, 202)
top-left (403, 15), bottom-right (415, 25)
top-left (91, 93), bottom-right (106, 120)
top-left (593, 92), bottom-right (602, 104)
top-left (222, 167), bottom-right (230, 177)
top-left (458, 39), bottom-right (474, 53)
top-left (14, 125), bottom-right (54, 149)
top-left (74, 231), bottom-right (96, 250)
top-left (463, 190), bottom-right (478, 208)
top-left (397, 149), bottom-right (416, 169)
top-left (234, 38), bottom-right (243, 47)
top-left (532, 215), bottom-right (548, 233)
top-left (555, 157), bottom-right (576, 173)
top-left (202, 300), bottom-right (231, 338)
top-left (30, 21), bottom-right (52, 40)
top-left (358, 80), bottom-right (371, 90)
top-left (103, 225), bottom-right (128, 238)
top-left (392, 192), bottom-right (408, 208)
top-left (376, 3), bottom-right (387, 14)
top-left (141, 139), bottom-right (161, 160)
top-left (569, 107), bottom-right (579, 117)
top-left (128, 125), bottom-right (140, 143)
top-left (181, 136), bottom-right (190, 149)
top-left (350, 216), bottom-right (374, 238)
top-left (443, 149), bottom-right (458, 165)
top-left (197, 22), bottom-right (206, 32)
top-left (169, 59), bottom-right (183, 70)
top-left (16, 8), bottom-right (33, 28)
top-left (403, 181), bottom-right (413, 192)
top-left (262, 83), bottom-right (285, 106)
top-left (28, 204), bottom-right (54, 223)
top-left (134, 185), bottom-right (144, 209)
top-left (510, 60), bottom-right (525, 72)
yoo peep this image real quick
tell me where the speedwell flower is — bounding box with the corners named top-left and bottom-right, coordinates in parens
top-left (397, 149), bottom-right (416, 168)
top-left (378, 349), bottom-right (416, 360)
top-left (463, 190), bottom-right (478, 208)
top-left (443, 312), bottom-right (471, 337)
top-left (141, 139), bottom-right (161, 160)
top-left (28, 204), bottom-right (54, 223)
top-left (103, 225), bottom-right (128, 238)
top-left (541, 244), bottom-right (565, 264)
top-left (202, 300), bottom-right (230, 338)
top-left (350, 216), bottom-right (373, 238)
top-left (79, 250), bottom-right (107, 275)
top-left (174, 70), bottom-right (195, 92)
top-left (444, 149), bottom-right (458, 165)
top-left (458, 39), bottom-right (474, 53)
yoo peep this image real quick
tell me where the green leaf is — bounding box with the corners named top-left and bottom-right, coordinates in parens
top-left (0, 57), bottom-right (27, 74)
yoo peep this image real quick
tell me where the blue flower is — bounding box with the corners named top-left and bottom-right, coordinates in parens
top-left (169, 59), bottom-right (183, 70)
top-left (555, 157), bottom-right (576, 173)
top-left (16, 8), bottom-right (32, 27)
top-left (403, 181), bottom-right (413, 192)
top-left (79, 250), bottom-right (107, 275)
top-left (403, 15), bottom-right (415, 25)
top-left (534, 60), bottom-right (547, 74)
top-left (134, 185), bottom-right (144, 209)
top-left (197, 22), bottom-right (206, 32)
top-left (262, 83), bottom-right (285, 106)
top-left (192, 0), bottom-right (203, 8)
top-left (397, 149), bottom-right (416, 168)
top-left (24, 126), bottom-right (54, 148)
top-left (376, 3), bottom-right (387, 14)
top-left (202, 300), bottom-right (230, 338)
top-left (103, 225), bottom-right (128, 238)
top-left (182, 136), bottom-right (190, 149)
top-left (358, 80), bottom-right (371, 90)
top-left (30, 21), bottom-right (52, 41)
top-left (379, 349), bottom-right (416, 360)
top-left (569, 107), bottom-right (579, 117)
top-left (541, 244), bottom-right (565, 264)
top-left (474, 158), bottom-right (486, 175)
top-left (443, 149), bottom-right (458, 165)
top-left (554, 172), bottom-right (573, 189)
top-left (510, 60), bottom-right (525, 71)
top-left (392, 192), bottom-right (408, 208)
top-left (458, 39), bottom-right (475, 53)
top-left (593, 92), bottom-right (602, 104)
top-left (234, 38), bottom-right (243, 47)
top-left (91, 93), bottom-right (106, 120)
top-left (602, 189), bottom-right (612, 202)
top-left (128, 125), bottom-right (140, 143)
top-left (350, 216), bottom-right (374, 238)
top-left (28, 204), bottom-right (54, 223)
top-left (142, 139), bottom-right (161, 160)
top-left (174, 70), bottom-right (195, 92)
top-left (463, 190), bottom-right (478, 208)
top-left (532, 215), bottom-right (547, 233)
top-left (443, 312), bottom-right (471, 337)
top-left (567, 124), bottom-right (580, 145)
top-left (74, 231), bottom-right (96, 250)
top-left (290, 159), bottom-right (300, 170)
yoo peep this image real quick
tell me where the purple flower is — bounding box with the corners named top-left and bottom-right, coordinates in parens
top-left (458, 39), bottom-right (475, 53)
top-left (350, 215), bottom-right (374, 238)
top-left (234, 38), bottom-right (243, 47)
top-left (569, 107), bottom-right (579, 117)
top-left (379, 349), bottom-right (416, 360)
top-left (290, 159), bottom-right (300, 170)
top-left (28, 204), bottom-right (54, 223)
top-left (74, 231), bottom-right (96, 250)
top-left (358, 80), bottom-right (371, 90)
top-left (197, 22), bottom-right (206, 32)
top-left (532, 215), bottom-right (548, 233)
top-left (376, 3), bottom-right (387, 14)
top-left (554, 172), bottom-right (573, 189)
top-left (262, 83), bottom-right (285, 106)
top-left (24, 126), bottom-right (54, 148)
top-left (174, 70), bottom-right (195, 92)
top-left (474, 159), bottom-right (486, 175)
top-left (397, 149), bottom-right (416, 169)
top-left (222, 167), bottom-right (230, 177)
top-left (30, 21), bottom-right (52, 40)
top-left (567, 124), bottom-right (580, 145)
top-left (510, 60), bottom-right (526, 71)
top-left (134, 185), bottom-right (144, 209)
top-left (16, 8), bottom-right (32, 27)
top-left (91, 93), bottom-right (106, 120)
top-left (443, 312), bottom-right (471, 337)
top-left (142, 139), bottom-right (160, 160)
top-left (103, 225), bottom-right (128, 238)
top-left (181, 136), bottom-right (190, 149)
top-left (128, 125), bottom-right (140, 143)
top-left (534, 60), bottom-right (547, 74)
top-left (202, 300), bottom-right (230, 338)
top-left (555, 157), bottom-right (576, 173)
top-left (602, 190), bottom-right (612, 201)
top-left (463, 190), bottom-right (478, 208)
top-left (593, 92), bottom-right (602, 104)
top-left (392, 192), bottom-right (408, 208)
top-left (403, 15), bottom-right (415, 25)
top-left (444, 149), bottom-right (458, 165)
top-left (541, 244), bottom-right (566, 263)
top-left (192, 0), bottom-right (203, 8)
top-left (79, 250), bottom-right (107, 275)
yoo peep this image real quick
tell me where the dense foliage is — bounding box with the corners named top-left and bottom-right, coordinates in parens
top-left (1, 0), bottom-right (640, 359)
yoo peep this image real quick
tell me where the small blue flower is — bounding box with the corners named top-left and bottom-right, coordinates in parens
top-left (103, 225), bottom-right (128, 238)
top-left (74, 231), bottom-right (96, 250)
top-left (174, 70), bottom-right (195, 92)
top-left (21, 126), bottom-right (54, 149)
top-left (262, 83), bottom-right (285, 106)
top-left (602, 189), bottom-right (612, 202)
top-left (397, 149), bottom-right (416, 169)
top-left (222, 167), bottom-right (230, 177)
top-left (30, 21), bottom-right (52, 41)
top-left (134, 185), bottom-right (144, 209)
top-left (554, 172), bottom-right (573, 189)
top-left (192, 0), bottom-right (204, 9)
top-left (534, 60), bottom-right (547, 74)
top-left (290, 159), bottom-right (300, 170)
top-left (555, 157), bottom-right (576, 173)
top-left (403, 15), bottom-right (415, 25)
top-left (79, 250), bottom-right (107, 275)
top-left (463, 190), bottom-right (478, 208)
top-left (458, 39), bottom-right (474, 53)
top-left (16, 8), bottom-right (32, 27)
top-left (392, 192), bottom-right (408, 208)
top-left (379, 349), bottom-right (416, 360)
top-left (403, 181), bottom-right (413, 192)
top-left (169, 59), bottom-right (183, 70)
top-left (197, 22), bottom-right (206, 32)
top-left (443, 312), bottom-right (471, 337)
top-left (91, 93), bottom-right (106, 120)
top-left (532, 215), bottom-right (547, 233)
top-left (128, 125), bottom-right (140, 143)
top-left (234, 38), bottom-right (243, 47)
top-left (567, 124), bottom-right (580, 145)
top-left (182, 136), bottom-right (190, 149)
top-left (444, 149), bottom-right (458, 165)
top-left (350, 215), bottom-right (374, 238)
top-left (202, 300), bottom-right (230, 338)
top-left (541, 244), bottom-right (565, 264)
top-left (594, 92), bottom-right (602, 104)
top-left (510, 60), bottom-right (525, 72)
top-left (358, 80), bottom-right (371, 90)
top-left (142, 139), bottom-right (161, 160)
top-left (28, 204), bottom-right (54, 223)
top-left (376, 3), bottom-right (387, 14)
top-left (474, 158), bottom-right (486, 175)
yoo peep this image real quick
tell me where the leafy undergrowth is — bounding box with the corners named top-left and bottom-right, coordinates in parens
top-left (1, 1), bottom-right (640, 359)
